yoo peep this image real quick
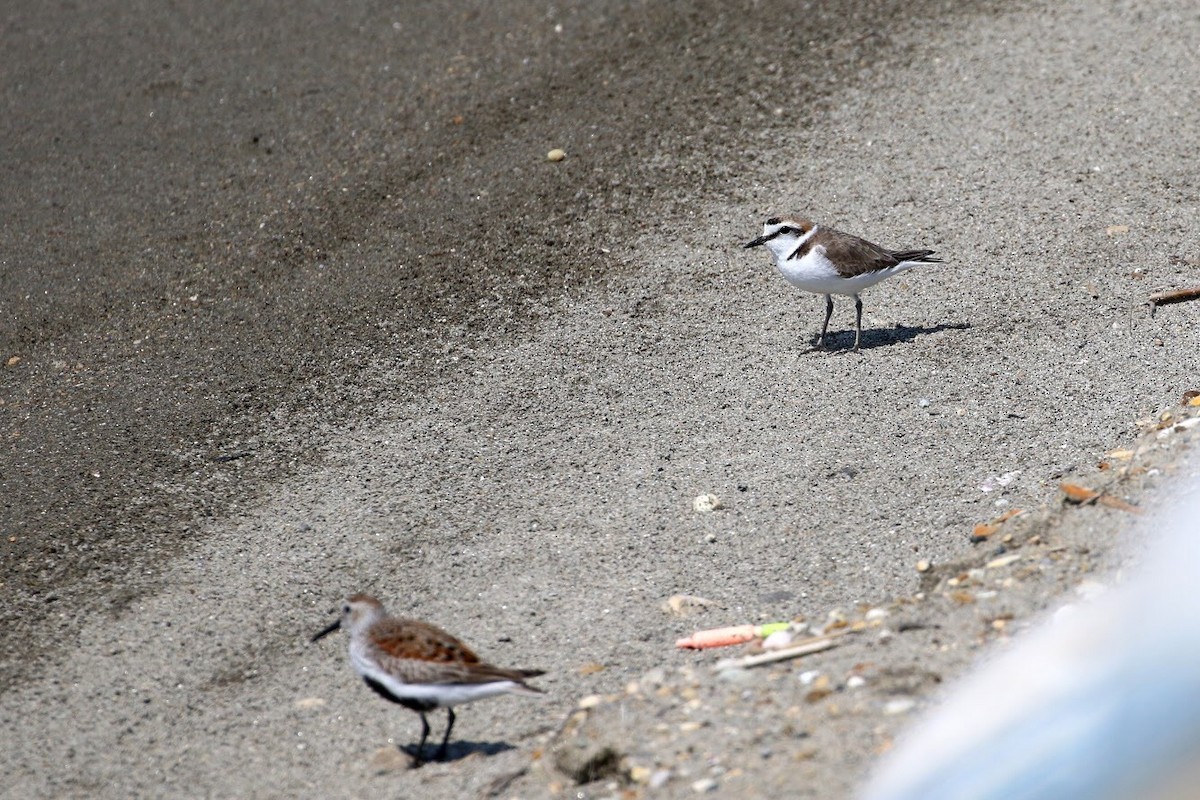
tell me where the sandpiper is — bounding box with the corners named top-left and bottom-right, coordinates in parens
top-left (312, 593), bottom-right (544, 766)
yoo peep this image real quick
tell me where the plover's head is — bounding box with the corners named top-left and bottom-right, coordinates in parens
top-left (311, 593), bottom-right (387, 641)
top-left (744, 216), bottom-right (815, 260)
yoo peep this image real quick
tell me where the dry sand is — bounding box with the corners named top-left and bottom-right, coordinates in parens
top-left (2, 0), bottom-right (1199, 797)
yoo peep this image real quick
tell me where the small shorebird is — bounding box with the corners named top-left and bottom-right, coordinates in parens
top-left (312, 593), bottom-right (545, 766)
top-left (744, 216), bottom-right (941, 351)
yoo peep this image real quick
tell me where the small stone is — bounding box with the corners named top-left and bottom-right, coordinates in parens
top-left (550, 707), bottom-right (626, 784)
top-left (846, 675), bottom-right (866, 689)
top-left (986, 554), bottom-right (1022, 569)
top-left (692, 493), bottom-right (723, 513)
top-left (663, 594), bottom-right (722, 617)
top-left (717, 666), bottom-right (753, 683)
top-left (547, 148), bottom-right (566, 162)
top-left (692, 778), bottom-right (718, 793)
top-left (650, 769), bottom-right (672, 789)
top-left (369, 746), bottom-right (411, 773)
top-left (4, 355), bottom-right (19, 367)
top-left (916, 560), bottom-right (931, 573)
top-left (640, 667), bottom-right (667, 687)
top-left (883, 697), bottom-right (917, 715)
top-left (864, 607), bottom-right (889, 623)
top-left (293, 697), bottom-right (326, 710)
top-left (805, 675), bottom-right (834, 703)
top-left (629, 765), bottom-right (653, 784)
top-left (577, 694), bottom-right (604, 710)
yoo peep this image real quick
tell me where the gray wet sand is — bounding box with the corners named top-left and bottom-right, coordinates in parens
top-left (2, 0), bottom-right (1199, 798)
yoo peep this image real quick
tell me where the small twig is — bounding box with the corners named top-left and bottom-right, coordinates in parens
top-left (713, 630), bottom-right (851, 671)
top-left (1149, 286), bottom-right (1200, 317)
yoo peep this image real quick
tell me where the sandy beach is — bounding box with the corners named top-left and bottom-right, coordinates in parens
top-left (2, 0), bottom-right (1199, 797)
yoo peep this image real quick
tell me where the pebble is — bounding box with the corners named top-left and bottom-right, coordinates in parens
top-left (293, 697), bottom-right (326, 710)
top-left (864, 607), bottom-right (889, 622)
top-left (663, 594), bottom-right (722, 617)
top-left (692, 778), bottom-right (718, 793)
top-left (846, 675), bottom-right (866, 689)
top-left (883, 697), bottom-right (917, 715)
top-left (716, 666), bottom-right (753, 684)
top-left (916, 559), bottom-right (932, 573)
top-left (650, 770), bottom-right (672, 789)
top-left (547, 148), bottom-right (566, 162)
top-left (985, 554), bottom-right (1022, 569)
top-left (692, 493), bottom-right (723, 513)
top-left (640, 667), bottom-right (667, 687)
top-left (369, 746), bottom-right (410, 773)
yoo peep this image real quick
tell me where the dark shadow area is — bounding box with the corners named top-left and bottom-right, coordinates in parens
top-left (811, 322), bottom-right (973, 352)
top-left (400, 739), bottom-right (516, 766)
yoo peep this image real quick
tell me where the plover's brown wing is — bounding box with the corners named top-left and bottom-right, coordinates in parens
top-left (816, 229), bottom-right (902, 277)
top-left (887, 248), bottom-right (941, 263)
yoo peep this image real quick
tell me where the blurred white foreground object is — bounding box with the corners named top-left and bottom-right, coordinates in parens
top-left (862, 470), bottom-right (1200, 800)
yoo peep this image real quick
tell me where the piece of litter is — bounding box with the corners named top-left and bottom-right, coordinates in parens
top-left (677, 621), bottom-right (790, 649)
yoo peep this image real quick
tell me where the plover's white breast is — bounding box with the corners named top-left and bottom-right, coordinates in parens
top-left (778, 246), bottom-right (920, 296)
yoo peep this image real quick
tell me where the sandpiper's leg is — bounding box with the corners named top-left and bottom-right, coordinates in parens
top-left (411, 711), bottom-right (432, 767)
top-left (817, 294), bottom-right (834, 347)
top-left (436, 708), bottom-right (456, 761)
top-left (853, 295), bottom-right (863, 352)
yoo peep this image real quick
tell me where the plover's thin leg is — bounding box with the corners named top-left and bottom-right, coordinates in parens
top-left (853, 295), bottom-right (863, 352)
top-left (817, 294), bottom-right (834, 347)
top-left (436, 707), bottom-right (456, 761)
top-left (412, 711), bottom-right (432, 766)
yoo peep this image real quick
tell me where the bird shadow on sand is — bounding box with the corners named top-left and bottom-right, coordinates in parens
top-left (399, 739), bottom-right (516, 766)
top-left (808, 321), bottom-right (972, 353)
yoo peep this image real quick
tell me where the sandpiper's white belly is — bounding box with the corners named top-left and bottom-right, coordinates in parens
top-left (352, 645), bottom-right (526, 708)
top-left (776, 248), bottom-right (920, 296)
